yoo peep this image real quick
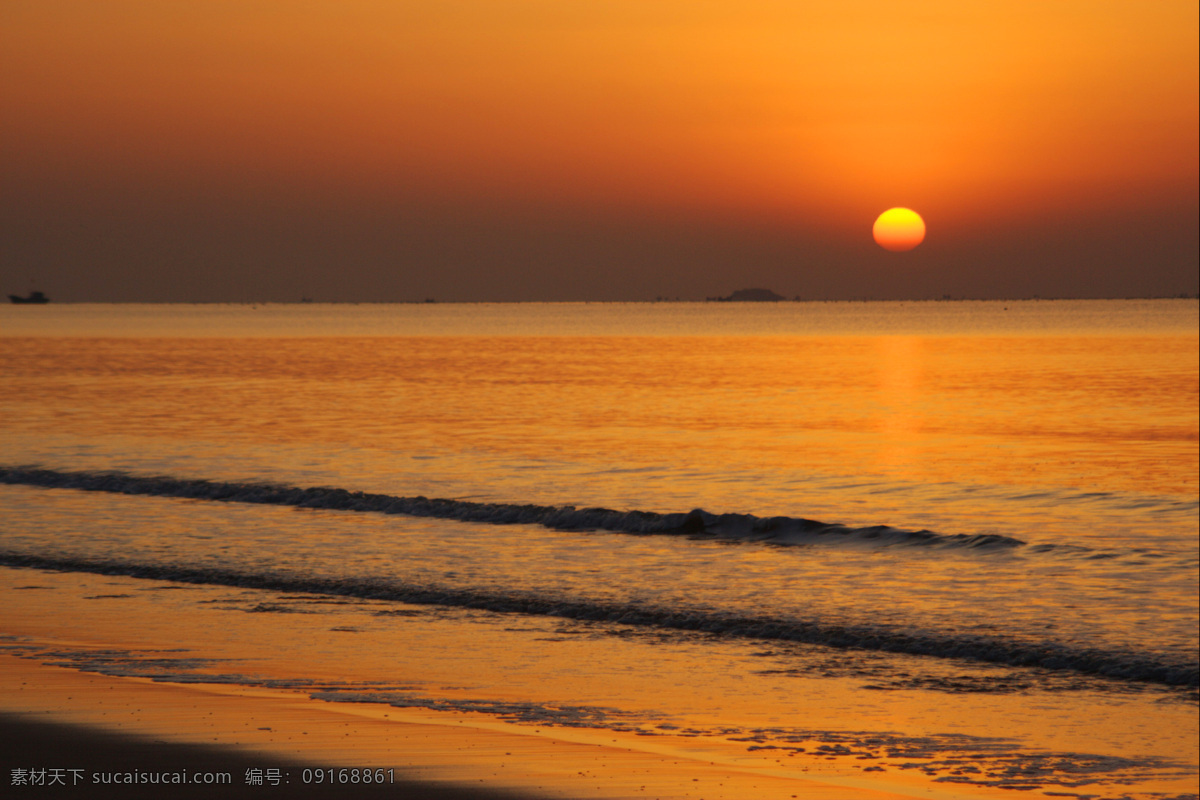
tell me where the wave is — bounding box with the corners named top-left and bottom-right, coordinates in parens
top-left (1, 466), bottom-right (1022, 550)
top-left (0, 550), bottom-right (1194, 688)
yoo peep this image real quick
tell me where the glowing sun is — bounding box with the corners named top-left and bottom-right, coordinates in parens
top-left (873, 208), bottom-right (926, 252)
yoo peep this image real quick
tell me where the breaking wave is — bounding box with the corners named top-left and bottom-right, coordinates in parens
top-left (0, 550), bottom-right (1195, 688)
top-left (1, 466), bottom-right (1022, 550)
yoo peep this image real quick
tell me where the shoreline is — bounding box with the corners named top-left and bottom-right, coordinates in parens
top-left (2, 562), bottom-right (1196, 800)
top-left (0, 654), bottom-right (942, 800)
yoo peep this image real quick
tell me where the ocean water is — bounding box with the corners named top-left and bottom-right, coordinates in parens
top-left (2, 300), bottom-right (1197, 797)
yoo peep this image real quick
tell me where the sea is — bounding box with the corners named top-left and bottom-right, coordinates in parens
top-left (2, 299), bottom-right (1197, 798)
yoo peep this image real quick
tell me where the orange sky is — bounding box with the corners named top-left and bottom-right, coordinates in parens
top-left (2, 0), bottom-right (1197, 300)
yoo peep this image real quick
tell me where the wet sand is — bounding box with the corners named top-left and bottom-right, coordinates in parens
top-left (4, 564), bottom-right (1197, 800)
top-left (1, 712), bottom-right (522, 800)
top-left (0, 655), bottom-right (943, 800)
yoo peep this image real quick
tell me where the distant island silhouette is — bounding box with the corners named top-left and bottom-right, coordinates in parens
top-left (707, 288), bottom-right (786, 302)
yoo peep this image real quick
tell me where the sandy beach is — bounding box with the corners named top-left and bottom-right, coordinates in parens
top-left (2, 711), bottom-right (512, 800)
top-left (5, 563), bottom-right (1195, 800)
top-left (0, 566), bottom-right (1082, 800)
top-left (2, 651), bottom-right (952, 800)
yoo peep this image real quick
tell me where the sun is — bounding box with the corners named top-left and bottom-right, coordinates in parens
top-left (873, 208), bottom-right (926, 252)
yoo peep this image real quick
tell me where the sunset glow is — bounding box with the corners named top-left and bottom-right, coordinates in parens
top-left (1, 1), bottom-right (1196, 300)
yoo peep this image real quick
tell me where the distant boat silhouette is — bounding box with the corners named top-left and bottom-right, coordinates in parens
top-left (8, 291), bottom-right (49, 304)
